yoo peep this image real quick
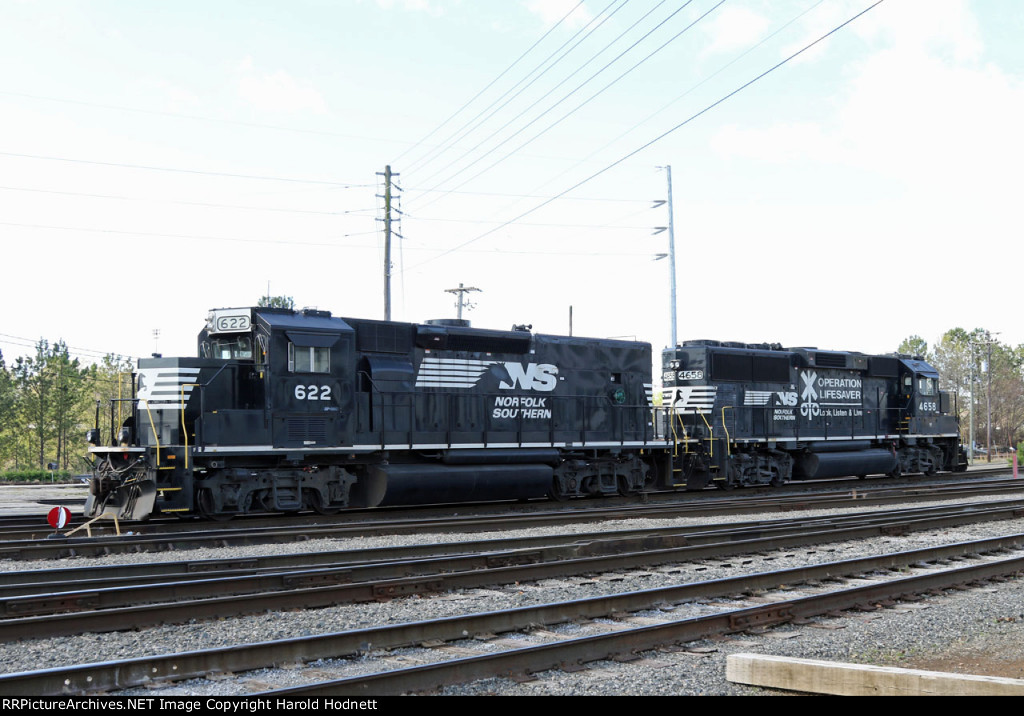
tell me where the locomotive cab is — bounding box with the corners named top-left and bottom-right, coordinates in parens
top-left (895, 355), bottom-right (959, 440)
top-left (256, 308), bottom-right (355, 449)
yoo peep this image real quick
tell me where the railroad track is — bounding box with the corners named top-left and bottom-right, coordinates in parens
top-left (1, 474), bottom-right (1022, 560)
top-left (3, 532), bottom-right (1022, 695)
top-left (0, 467), bottom-right (1011, 536)
top-left (2, 475), bottom-right (1023, 696)
top-left (0, 497), bottom-right (1023, 636)
top-left (3, 497), bottom-right (1024, 624)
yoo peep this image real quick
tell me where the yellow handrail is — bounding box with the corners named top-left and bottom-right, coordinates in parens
top-left (181, 383), bottom-right (199, 469)
top-left (144, 403), bottom-right (161, 466)
top-left (663, 404), bottom-right (692, 458)
top-left (698, 410), bottom-right (714, 458)
top-left (720, 406), bottom-right (733, 457)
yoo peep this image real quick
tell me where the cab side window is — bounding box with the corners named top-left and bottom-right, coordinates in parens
top-left (288, 343), bottom-right (330, 373)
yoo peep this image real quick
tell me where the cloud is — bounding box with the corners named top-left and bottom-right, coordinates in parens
top-left (701, 6), bottom-right (772, 57)
top-left (236, 58), bottom-right (328, 115)
top-left (709, 0), bottom-right (1022, 189)
top-left (374, 0), bottom-right (445, 15)
top-left (851, 0), bottom-right (982, 63)
top-left (523, 0), bottom-right (592, 29)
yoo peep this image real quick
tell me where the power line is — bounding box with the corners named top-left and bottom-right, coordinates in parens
top-left (0, 185), bottom-right (373, 217)
top-left (0, 221), bottom-right (378, 249)
top-left (402, 186), bottom-right (647, 202)
top-left (419, 0), bottom-right (724, 211)
top-left (411, 0), bottom-right (722, 215)
top-left (404, 214), bottom-right (653, 230)
top-left (0, 151), bottom-right (372, 187)
top-left (0, 220), bottom-right (653, 258)
top-left (403, 0), bottom-right (621, 176)
top-left (0, 89), bottom-right (405, 145)
top-left (394, 0), bottom-right (589, 168)
top-left (0, 333), bottom-right (135, 363)
top-left (406, 0), bottom-right (887, 272)
top-left (411, 0), bottom-right (679, 195)
top-left (522, 0), bottom-right (829, 200)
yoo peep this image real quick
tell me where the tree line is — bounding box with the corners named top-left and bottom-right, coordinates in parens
top-left (1, 324), bottom-right (1020, 473)
top-left (0, 341), bottom-right (132, 473)
top-left (0, 295), bottom-right (294, 473)
top-left (899, 328), bottom-right (1024, 456)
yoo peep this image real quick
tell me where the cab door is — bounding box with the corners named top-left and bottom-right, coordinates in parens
top-left (272, 331), bottom-right (353, 448)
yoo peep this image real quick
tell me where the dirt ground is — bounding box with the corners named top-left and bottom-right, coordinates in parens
top-left (907, 632), bottom-right (1024, 680)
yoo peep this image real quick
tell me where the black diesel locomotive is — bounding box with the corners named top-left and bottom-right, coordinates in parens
top-left (85, 307), bottom-right (965, 520)
top-left (662, 340), bottom-right (965, 491)
top-left (87, 306), bottom-right (662, 520)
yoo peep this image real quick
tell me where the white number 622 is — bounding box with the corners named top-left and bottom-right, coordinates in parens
top-left (295, 385), bottom-right (332, 401)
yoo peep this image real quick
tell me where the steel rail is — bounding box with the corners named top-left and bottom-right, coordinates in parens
top-left (2, 502), bottom-right (1024, 640)
top-left (2, 534), bottom-right (1021, 695)
top-left (4, 495), bottom-right (1024, 594)
top-left (265, 551), bottom-right (1024, 696)
top-left (0, 498), bottom-right (1017, 600)
top-left (3, 477), bottom-right (1023, 560)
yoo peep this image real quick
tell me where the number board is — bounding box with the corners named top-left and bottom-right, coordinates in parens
top-left (207, 310), bottom-right (252, 334)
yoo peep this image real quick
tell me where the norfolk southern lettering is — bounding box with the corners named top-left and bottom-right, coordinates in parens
top-left (492, 395), bottom-right (552, 420)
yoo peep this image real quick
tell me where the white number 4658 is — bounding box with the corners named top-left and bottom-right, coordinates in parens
top-left (295, 385), bottom-right (332, 401)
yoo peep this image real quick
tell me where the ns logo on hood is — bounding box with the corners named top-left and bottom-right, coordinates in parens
top-left (499, 363), bottom-right (558, 392)
top-left (415, 357), bottom-right (559, 392)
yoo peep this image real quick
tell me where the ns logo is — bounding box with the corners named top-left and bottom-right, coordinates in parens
top-left (499, 363), bottom-right (559, 392)
top-left (776, 391), bottom-right (798, 407)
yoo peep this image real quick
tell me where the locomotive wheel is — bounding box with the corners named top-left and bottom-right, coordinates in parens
top-left (549, 477), bottom-right (570, 501)
top-left (306, 489), bottom-right (340, 516)
top-left (197, 488), bottom-right (233, 522)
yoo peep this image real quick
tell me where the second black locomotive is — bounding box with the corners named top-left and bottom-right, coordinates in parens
top-left (663, 340), bottom-right (965, 490)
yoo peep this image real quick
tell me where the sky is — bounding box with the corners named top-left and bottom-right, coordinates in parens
top-left (1, 0), bottom-right (1021, 370)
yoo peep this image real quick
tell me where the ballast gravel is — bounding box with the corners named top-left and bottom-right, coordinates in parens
top-left (3, 496), bottom-right (1024, 696)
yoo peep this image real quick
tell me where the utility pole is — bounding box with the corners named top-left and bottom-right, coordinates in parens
top-left (445, 283), bottom-right (481, 320)
top-left (987, 337), bottom-right (993, 462)
top-left (986, 331), bottom-right (1000, 462)
top-left (969, 330), bottom-right (1000, 464)
top-left (377, 166), bottom-right (401, 321)
top-left (969, 341), bottom-right (975, 465)
top-left (655, 165), bottom-right (678, 349)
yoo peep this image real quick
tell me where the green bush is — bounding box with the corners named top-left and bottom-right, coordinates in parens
top-left (0, 469), bottom-right (72, 483)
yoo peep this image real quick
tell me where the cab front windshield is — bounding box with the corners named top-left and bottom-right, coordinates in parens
top-left (207, 335), bottom-right (253, 360)
top-left (917, 376), bottom-right (936, 396)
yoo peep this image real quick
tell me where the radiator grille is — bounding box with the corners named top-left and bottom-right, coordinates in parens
top-left (287, 417), bottom-right (328, 443)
